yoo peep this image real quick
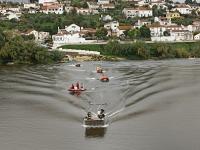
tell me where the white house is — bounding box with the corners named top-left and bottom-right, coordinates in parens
top-left (38, 32), bottom-right (50, 42)
top-left (52, 32), bottom-right (86, 48)
top-left (104, 21), bottom-right (119, 32)
top-left (23, 30), bottom-right (39, 39)
top-left (149, 23), bottom-right (183, 36)
top-left (154, 17), bottom-right (172, 26)
top-left (100, 3), bottom-right (115, 10)
top-left (170, 30), bottom-right (193, 41)
top-left (75, 8), bottom-right (92, 15)
top-left (24, 3), bottom-right (38, 9)
top-left (102, 15), bottom-right (113, 21)
top-left (116, 25), bottom-right (133, 37)
top-left (151, 30), bottom-right (193, 42)
top-left (41, 2), bottom-right (64, 14)
top-left (6, 13), bottom-right (20, 20)
top-left (134, 19), bottom-right (151, 28)
top-left (7, 7), bottom-right (20, 13)
top-left (172, 4), bottom-right (191, 15)
top-left (194, 33), bottom-right (200, 40)
top-left (52, 24), bottom-right (92, 47)
top-left (97, 0), bottom-right (110, 4)
top-left (87, 2), bottom-right (99, 10)
top-left (149, 24), bottom-right (167, 37)
top-left (62, 24), bottom-right (81, 33)
top-left (39, 0), bottom-right (57, 4)
top-left (123, 7), bottom-right (153, 18)
top-left (65, 6), bottom-right (73, 13)
top-left (23, 30), bottom-right (50, 42)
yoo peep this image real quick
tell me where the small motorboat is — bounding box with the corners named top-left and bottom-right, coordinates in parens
top-left (75, 64), bottom-right (81, 67)
top-left (100, 75), bottom-right (109, 82)
top-left (96, 67), bottom-right (103, 73)
top-left (83, 109), bottom-right (108, 128)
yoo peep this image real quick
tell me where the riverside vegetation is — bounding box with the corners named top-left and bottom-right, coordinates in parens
top-left (0, 29), bottom-right (64, 64)
top-left (61, 40), bottom-right (200, 59)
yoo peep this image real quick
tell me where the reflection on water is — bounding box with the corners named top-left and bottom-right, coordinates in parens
top-left (1, 59), bottom-right (200, 150)
top-left (85, 128), bottom-right (107, 138)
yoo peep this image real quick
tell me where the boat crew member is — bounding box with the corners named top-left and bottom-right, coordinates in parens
top-left (98, 109), bottom-right (105, 119)
top-left (76, 82), bottom-right (79, 89)
top-left (86, 112), bottom-right (92, 120)
top-left (71, 84), bottom-right (74, 89)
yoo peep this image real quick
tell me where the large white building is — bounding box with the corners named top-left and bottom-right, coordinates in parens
top-left (172, 4), bottom-right (191, 15)
top-left (97, 0), bottom-right (110, 4)
top-left (149, 23), bottom-right (193, 41)
top-left (104, 21), bottom-right (119, 32)
top-left (123, 7), bottom-right (152, 18)
top-left (39, 0), bottom-right (57, 4)
top-left (41, 2), bottom-right (64, 14)
top-left (52, 24), bottom-right (86, 48)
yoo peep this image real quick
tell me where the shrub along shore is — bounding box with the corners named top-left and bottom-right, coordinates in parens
top-left (61, 41), bottom-right (200, 60)
top-left (0, 30), bottom-right (64, 65)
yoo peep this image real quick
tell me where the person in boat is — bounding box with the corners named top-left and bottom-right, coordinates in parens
top-left (86, 112), bottom-right (92, 120)
top-left (98, 109), bottom-right (105, 119)
top-left (96, 66), bottom-right (103, 72)
top-left (80, 83), bottom-right (84, 90)
top-left (70, 84), bottom-right (74, 90)
top-left (76, 82), bottom-right (80, 89)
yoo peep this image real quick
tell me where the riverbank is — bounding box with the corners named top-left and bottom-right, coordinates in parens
top-left (61, 41), bottom-right (200, 60)
top-left (71, 55), bottom-right (125, 61)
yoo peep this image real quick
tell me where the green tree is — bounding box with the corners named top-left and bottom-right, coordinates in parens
top-left (171, 17), bottom-right (193, 26)
top-left (134, 42), bottom-right (150, 59)
top-left (185, 0), bottom-right (192, 4)
top-left (128, 28), bottom-right (141, 40)
top-left (163, 30), bottom-right (170, 36)
top-left (95, 28), bottom-right (108, 40)
top-left (140, 25), bottom-right (151, 38)
top-left (0, 29), bottom-right (6, 48)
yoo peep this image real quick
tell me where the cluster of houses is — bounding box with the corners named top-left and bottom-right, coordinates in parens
top-left (1, 0), bottom-right (200, 47)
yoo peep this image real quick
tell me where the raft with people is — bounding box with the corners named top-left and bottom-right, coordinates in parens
top-left (68, 82), bottom-right (86, 94)
top-left (100, 74), bottom-right (109, 82)
top-left (96, 66), bottom-right (103, 73)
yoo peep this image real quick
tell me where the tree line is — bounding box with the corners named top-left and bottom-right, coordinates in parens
top-left (62, 40), bottom-right (200, 59)
top-left (0, 29), bottom-right (64, 64)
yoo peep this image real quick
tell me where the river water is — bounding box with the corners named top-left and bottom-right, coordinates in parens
top-left (0, 59), bottom-right (200, 150)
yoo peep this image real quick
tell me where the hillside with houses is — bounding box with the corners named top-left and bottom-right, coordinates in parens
top-left (1, 0), bottom-right (200, 48)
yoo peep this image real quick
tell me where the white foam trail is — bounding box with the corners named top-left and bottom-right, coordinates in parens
top-left (107, 108), bottom-right (124, 118)
top-left (66, 68), bottom-right (86, 72)
top-left (86, 77), bottom-right (96, 80)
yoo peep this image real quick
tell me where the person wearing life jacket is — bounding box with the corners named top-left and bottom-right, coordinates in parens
top-left (76, 82), bottom-right (79, 89)
top-left (71, 84), bottom-right (74, 89)
top-left (98, 109), bottom-right (105, 119)
top-left (80, 83), bottom-right (83, 90)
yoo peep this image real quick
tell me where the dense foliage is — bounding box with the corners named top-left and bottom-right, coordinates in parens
top-left (0, 13), bottom-right (101, 35)
top-left (61, 41), bottom-right (200, 59)
top-left (0, 30), bottom-right (64, 64)
top-left (171, 17), bottom-right (193, 26)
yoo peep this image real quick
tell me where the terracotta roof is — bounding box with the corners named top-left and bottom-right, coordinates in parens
top-left (175, 4), bottom-right (190, 8)
top-left (171, 30), bottom-right (190, 32)
top-left (124, 7), bottom-right (151, 11)
top-left (80, 28), bottom-right (97, 34)
top-left (118, 25), bottom-right (133, 30)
